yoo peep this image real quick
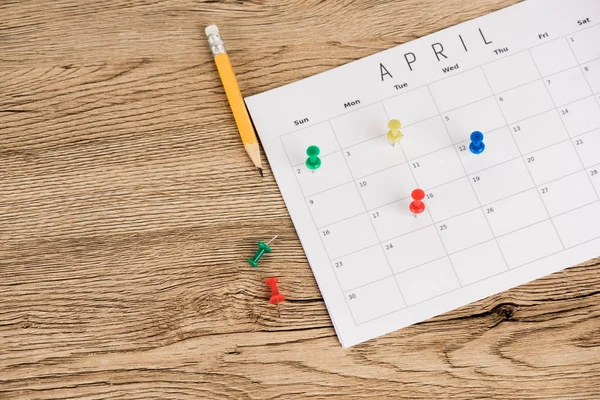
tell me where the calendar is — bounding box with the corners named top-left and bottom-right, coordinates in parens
top-left (245, 0), bottom-right (600, 347)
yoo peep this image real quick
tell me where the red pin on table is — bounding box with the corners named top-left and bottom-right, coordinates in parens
top-left (409, 188), bottom-right (426, 218)
top-left (266, 277), bottom-right (285, 318)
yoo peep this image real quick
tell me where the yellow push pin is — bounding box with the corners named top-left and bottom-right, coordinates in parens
top-left (387, 119), bottom-right (403, 146)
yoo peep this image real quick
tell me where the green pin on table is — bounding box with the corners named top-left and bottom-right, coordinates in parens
top-left (305, 145), bottom-right (321, 172)
top-left (247, 236), bottom-right (278, 268)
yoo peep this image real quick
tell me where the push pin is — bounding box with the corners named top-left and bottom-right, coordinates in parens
top-left (409, 188), bottom-right (426, 218)
top-left (247, 236), bottom-right (278, 268)
top-left (387, 119), bottom-right (403, 146)
top-left (305, 145), bottom-right (322, 172)
top-left (266, 277), bottom-right (285, 318)
top-left (469, 131), bottom-right (485, 154)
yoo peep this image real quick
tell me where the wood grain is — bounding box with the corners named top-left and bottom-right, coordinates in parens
top-left (1, 0), bottom-right (599, 398)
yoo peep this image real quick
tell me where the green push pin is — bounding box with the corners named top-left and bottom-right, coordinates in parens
top-left (247, 236), bottom-right (278, 268)
top-left (305, 145), bottom-right (321, 171)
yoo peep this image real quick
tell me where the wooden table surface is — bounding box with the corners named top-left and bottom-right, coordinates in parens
top-left (2, 0), bottom-right (600, 398)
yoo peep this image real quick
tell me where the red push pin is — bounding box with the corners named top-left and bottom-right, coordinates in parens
top-left (409, 188), bottom-right (426, 218)
top-left (266, 277), bottom-right (285, 318)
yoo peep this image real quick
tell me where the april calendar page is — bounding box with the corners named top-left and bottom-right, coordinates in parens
top-left (245, 0), bottom-right (600, 347)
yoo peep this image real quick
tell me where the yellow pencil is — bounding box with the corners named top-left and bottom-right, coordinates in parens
top-left (205, 25), bottom-right (263, 176)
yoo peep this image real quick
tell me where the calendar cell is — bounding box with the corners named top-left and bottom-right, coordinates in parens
top-left (429, 68), bottom-right (492, 112)
top-left (443, 97), bottom-right (505, 144)
top-left (575, 129), bottom-right (600, 167)
top-left (396, 258), bottom-right (460, 305)
top-left (344, 135), bottom-right (406, 178)
top-left (382, 86), bottom-right (439, 126)
top-left (530, 37), bottom-right (578, 77)
top-left (320, 213), bottom-right (379, 259)
top-left (450, 240), bottom-right (508, 286)
top-left (485, 189), bottom-right (548, 237)
top-left (307, 182), bottom-right (365, 227)
top-left (470, 158), bottom-right (534, 205)
top-left (438, 208), bottom-right (493, 254)
top-left (497, 80), bottom-right (554, 123)
top-left (568, 24), bottom-right (600, 64)
top-left (457, 127), bottom-right (520, 174)
top-left (371, 197), bottom-right (434, 241)
top-left (401, 116), bottom-right (452, 160)
top-left (483, 51), bottom-right (540, 93)
top-left (385, 226), bottom-right (446, 274)
top-left (345, 277), bottom-right (405, 324)
top-left (282, 122), bottom-right (340, 166)
top-left (296, 152), bottom-right (353, 197)
top-left (426, 177), bottom-right (479, 222)
top-left (544, 67), bottom-right (592, 106)
top-left (333, 245), bottom-right (392, 292)
top-left (540, 171), bottom-right (598, 217)
top-left (411, 146), bottom-right (464, 189)
top-left (511, 109), bottom-right (569, 154)
top-left (559, 96), bottom-right (600, 137)
top-left (552, 202), bottom-right (600, 248)
top-left (497, 220), bottom-right (563, 269)
top-left (582, 58), bottom-right (600, 93)
top-left (330, 103), bottom-right (388, 148)
top-left (358, 163), bottom-right (415, 210)
top-left (525, 141), bottom-right (583, 185)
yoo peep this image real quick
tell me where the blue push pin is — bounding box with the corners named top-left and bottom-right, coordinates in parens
top-left (469, 131), bottom-right (485, 154)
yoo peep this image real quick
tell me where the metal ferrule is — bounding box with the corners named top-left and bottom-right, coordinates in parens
top-left (207, 32), bottom-right (226, 56)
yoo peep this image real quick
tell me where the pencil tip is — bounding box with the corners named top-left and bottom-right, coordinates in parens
top-left (258, 168), bottom-right (264, 177)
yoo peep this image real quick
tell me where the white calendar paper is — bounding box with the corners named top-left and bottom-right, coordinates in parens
top-left (245, 0), bottom-right (600, 347)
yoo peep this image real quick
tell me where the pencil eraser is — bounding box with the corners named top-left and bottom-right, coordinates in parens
top-left (205, 25), bottom-right (219, 36)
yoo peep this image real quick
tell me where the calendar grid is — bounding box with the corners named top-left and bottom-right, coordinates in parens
top-left (297, 118), bottom-right (596, 293)
top-left (277, 24), bottom-right (600, 141)
top-left (561, 42), bottom-right (600, 199)
top-left (343, 198), bottom-right (599, 293)
top-left (323, 185), bottom-right (597, 264)
top-left (324, 40), bottom-right (598, 319)
top-left (330, 174), bottom-right (595, 262)
top-left (355, 228), bottom-right (600, 326)
top-left (379, 98), bottom-right (463, 287)
top-left (283, 52), bottom-right (600, 159)
top-left (310, 127), bottom-right (599, 233)
top-left (278, 134), bottom-right (361, 327)
top-left (527, 47), bottom-right (599, 202)
top-left (478, 65), bottom-right (565, 250)
top-left (565, 34), bottom-right (600, 106)
top-left (426, 83), bottom-right (511, 273)
top-left (327, 120), bottom-right (409, 306)
top-left (299, 114), bottom-right (599, 263)
top-left (292, 91), bottom-right (599, 194)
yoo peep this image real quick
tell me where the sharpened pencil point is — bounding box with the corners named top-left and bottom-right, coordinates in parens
top-left (258, 167), bottom-right (264, 177)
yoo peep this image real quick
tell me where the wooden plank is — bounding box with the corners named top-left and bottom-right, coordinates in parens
top-left (1, 0), bottom-right (599, 398)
